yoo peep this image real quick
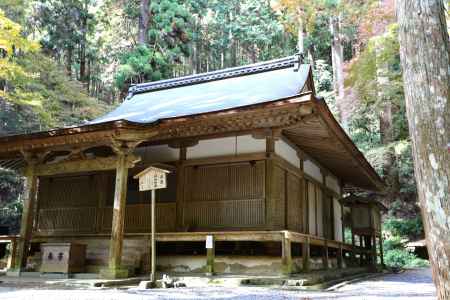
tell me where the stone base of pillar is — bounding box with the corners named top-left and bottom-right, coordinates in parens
top-left (100, 267), bottom-right (130, 279)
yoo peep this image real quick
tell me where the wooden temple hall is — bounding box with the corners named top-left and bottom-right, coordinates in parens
top-left (0, 55), bottom-right (386, 278)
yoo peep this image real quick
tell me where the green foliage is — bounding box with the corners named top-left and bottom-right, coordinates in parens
top-left (346, 22), bottom-right (418, 220)
top-left (0, 168), bottom-right (23, 233)
top-left (313, 59), bottom-right (339, 116)
top-left (115, 45), bottom-right (170, 90)
top-left (313, 59), bottom-right (333, 92)
top-left (304, 14), bottom-right (332, 63)
top-left (382, 235), bottom-right (403, 251)
top-left (347, 24), bottom-right (407, 142)
top-left (382, 216), bottom-right (428, 269)
top-left (383, 217), bottom-right (423, 239)
top-left (384, 248), bottom-right (429, 269)
top-left (114, 0), bottom-right (191, 92)
top-left (0, 169), bottom-right (23, 204)
top-left (394, 141), bottom-right (416, 194)
top-left (0, 9), bottom-right (108, 134)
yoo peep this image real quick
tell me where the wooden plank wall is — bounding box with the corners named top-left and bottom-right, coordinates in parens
top-left (36, 154), bottom-right (339, 239)
top-left (270, 164), bottom-right (286, 229)
top-left (182, 161), bottom-right (265, 230)
top-left (36, 173), bottom-right (176, 235)
top-left (307, 181), bottom-right (317, 235)
top-left (286, 173), bottom-right (302, 232)
top-left (267, 158), bottom-right (304, 232)
top-left (304, 179), bottom-right (336, 239)
top-left (306, 179), bottom-right (331, 238)
top-left (101, 203), bottom-right (176, 233)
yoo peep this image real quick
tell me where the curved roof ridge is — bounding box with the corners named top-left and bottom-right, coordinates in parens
top-left (128, 55), bottom-right (299, 97)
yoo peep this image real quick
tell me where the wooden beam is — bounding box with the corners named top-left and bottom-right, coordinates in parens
top-left (337, 243), bottom-right (343, 269)
top-left (371, 234), bottom-right (377, 269)
top-left (302, 237), bottom-right (310, 272)
top-left (273, 154), bottom-right (303, 179)
top-left (281, 134), bottom-right (335, 182)
top-left (350, 206), bottom-right (356, 265)
top-left (156, 231), bottom-right (284, 242)
top-left (103, 142), bottom-right (138, 279)
top-left (322, 241), bottom-right (329, 270)
top-left (379, 235), bottom-right (384, 267)
top-left (106, 153), bottom-right (130, 277)
top-left (35, 155), bottom-right (140, 176)
top-left (359, 235), bottom-right (364, 266)
top-left (168, 139), bottom-right (198, 149)
top-left (281, 233), bottom-right (293, 275)
top-left (153, 99), bottom-right (313, 142)
top-left (175, 151), bottom-right (186, 230)
top-left (341, 201), bottom-right (345, 247)
top-left (206, 235), bottom-right (215, 275)
top-left (179, 147), bottom-right (187, 161)
top-left (182, 152), bottom-right (266, 167)
top-left (265, 133), bottom-right (276, 230)
top-left (13, 164), bottom-right (38, 272)
top-left (305, 179), bottom-right (310, 234)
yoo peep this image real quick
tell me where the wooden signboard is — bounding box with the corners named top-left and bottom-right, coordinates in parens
top-left (134, 166), bottom-right (170, 191)
top-left (134, 165), bottom-right (170, 284)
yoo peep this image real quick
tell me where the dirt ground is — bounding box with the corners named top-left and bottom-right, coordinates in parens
top-left (0, 268), bottom-right (436, 300)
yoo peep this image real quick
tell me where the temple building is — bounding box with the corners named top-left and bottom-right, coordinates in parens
top-left (0, 55), bottom-right (385, 278)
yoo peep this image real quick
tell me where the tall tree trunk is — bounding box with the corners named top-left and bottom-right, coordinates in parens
top-left (86, 58), bottom-right (91, 93)
top-left (397, 1), bottom-right (450, 298)
top-left (65, 48), bottom-right (72, 78)
top-left (138, 0), bottom-right (150, 45)
top-left (79, 0), bottom-right (88, 83)
top-left (330, 15), bottom-right (346, 128)
top-left (307, 44), bottom-right (315, 70)
top-left (297, 9), bottom-right (315, 69)
top-left (297, 9), bottom-right (305, 54)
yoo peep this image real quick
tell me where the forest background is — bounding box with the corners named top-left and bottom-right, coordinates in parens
top-left (1, 0), bottom-right (445, 268)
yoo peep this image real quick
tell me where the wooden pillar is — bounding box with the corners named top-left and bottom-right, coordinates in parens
top-left (302, 237), bottom-right (310, 272)
top-left (11, 163), bottom-right (38, 274)
top-left (175, 146), bottom-right (186, 231)
top-left (337, 243), bottom-right (343, 269)
top-left (359, 235), bottom-right (364, 266)
top-left (350, 207), bottom-right (356, 265)
top-left (322, 241), bottom-right (329, 270)
top-left (265, 132), bottom-right (276, 229)
top-left (101, 141), bottom-right (140, 279)
top-left (379, 234), bottom-right (384, 267)
top-left (281, 233), bottom-right (293, 275)
top-left (304, 180), bottom-right (310, 234)
top-left (371, 234), bottom-right (377, 269)
top-left (206, 235), bottom-right (215, 275)
top-left (340, 202), bottom-right (345, 242)
top-left (7, 237), bottom-right (17, 270)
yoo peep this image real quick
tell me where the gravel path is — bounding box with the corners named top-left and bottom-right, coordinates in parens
top-left (0, 268), bottom-right (436, 300)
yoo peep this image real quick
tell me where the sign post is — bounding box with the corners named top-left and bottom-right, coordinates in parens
top-left (134, 166), bottom-right (170, 285)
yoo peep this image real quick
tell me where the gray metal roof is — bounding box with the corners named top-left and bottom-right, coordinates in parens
top-left (91, 55), bottom-right (310, 124)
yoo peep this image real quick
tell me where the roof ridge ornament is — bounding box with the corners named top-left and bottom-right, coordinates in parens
top-left (293, 52), bottom-right (304, 72)
top-left (125, 85), bottom-right (137, 101)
